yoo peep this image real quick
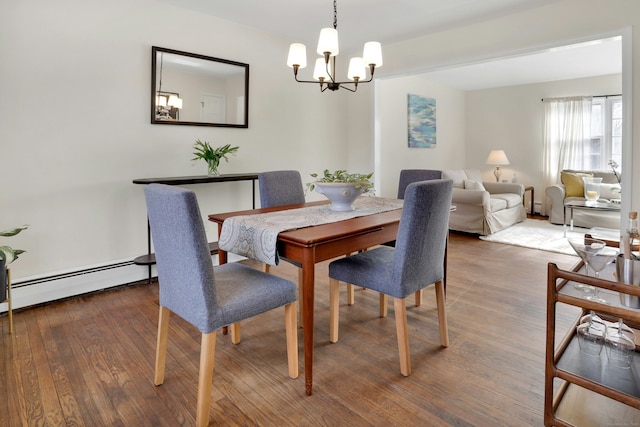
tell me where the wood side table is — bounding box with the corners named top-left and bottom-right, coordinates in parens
top-left (524, 186), bottom-right (534, 215)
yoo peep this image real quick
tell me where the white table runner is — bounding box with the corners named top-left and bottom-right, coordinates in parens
top-left (218, 197), bottom-right (404, 265)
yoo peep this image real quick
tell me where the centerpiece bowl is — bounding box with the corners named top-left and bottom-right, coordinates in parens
top-left (306, 169), bottom-right (374, 212)
top-left (314, 182), bottom-right (364, 212)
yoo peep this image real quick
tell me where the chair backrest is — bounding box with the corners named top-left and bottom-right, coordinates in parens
top-left (391, 179), bottom-right (453, 296)
top-left (397, 169), bottom-right (443, 199)
top-left (144, 184), bottom-right (218, 333)
top-left (259, 170), bottom-right (306, 208)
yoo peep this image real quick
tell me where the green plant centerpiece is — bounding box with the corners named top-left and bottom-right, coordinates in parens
top-left (192, 139), bottom-right (239, 176)
top-left (1, 225), bottom-right (28, 302)
top-left (307, 169), bottom-right (374, 211)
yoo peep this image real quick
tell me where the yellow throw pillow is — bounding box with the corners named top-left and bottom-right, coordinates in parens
top-left (561, 171), bottom-right (593, 197)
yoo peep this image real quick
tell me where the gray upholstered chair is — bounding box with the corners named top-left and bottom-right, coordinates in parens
top-left (346, 169), bottom-right (443, 312)
top-left (328, 179), bottom-right (452, 376)
top-left (396, 169), bottom-right (443, 199)
top-left (259, 170), bottom-right (306, 208)
top-left (258, 170), bottom-right (306, 320)
top-left (145, 184), bottom-right (298, 427)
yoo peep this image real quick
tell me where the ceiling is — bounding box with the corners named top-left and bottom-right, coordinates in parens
top-left (159, 0), bottom-right (622, 91)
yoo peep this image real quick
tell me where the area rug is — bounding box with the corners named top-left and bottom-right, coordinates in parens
top-left (478, 219), bottom-right (594, 255)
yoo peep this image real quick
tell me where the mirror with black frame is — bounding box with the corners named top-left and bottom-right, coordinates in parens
top-left (151, 46), bottom-right (249, 128)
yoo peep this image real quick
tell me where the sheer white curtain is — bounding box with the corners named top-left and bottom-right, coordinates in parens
top-left (541, 96), bottom-right (592, 216)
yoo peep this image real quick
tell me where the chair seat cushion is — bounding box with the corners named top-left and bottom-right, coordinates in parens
top-left (212, 263), bottom-right (297, 330)
top-left (329, 247), bottom-right (402, 297)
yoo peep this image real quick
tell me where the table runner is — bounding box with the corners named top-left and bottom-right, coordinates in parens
top-left (218, 197), bottom-right (404, 265)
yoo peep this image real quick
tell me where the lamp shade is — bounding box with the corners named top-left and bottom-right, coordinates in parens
top-left (347, 57), bottom-right (365, 80)
top-left (287, 43), bottom-right (307, 68)
top-left (485, 150), bottom-right (510, 166)
top-left (362, 41), bottom-right (383, 67)
top-left (313, 57), bottom-right (331, 81)
top-left (156, 95), bottom-right (167, 107)
top-left (168, 95), bottom-right (182, 109)
top-left (317, 28), bottom-right (339, 56)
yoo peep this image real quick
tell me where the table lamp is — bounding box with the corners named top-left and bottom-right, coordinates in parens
top-left (486, 150), bottom-right (510, 182)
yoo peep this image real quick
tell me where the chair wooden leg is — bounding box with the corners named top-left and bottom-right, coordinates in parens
top-left (434, 280), bottom-right (449, 347)
top-left (414, 289), bottom-right (422, 307)
top-left (379, 293), bottom-right (388, 317)
top-left (196, 331), bottom-right (217, 427)
top-left (347, 284), bottom-right (355, 305)
top-left (154, 306), bottom-right (171, 386)
top-left (284, 302), bottom-right (299, 378)
top-left (393, 298), bottom-right (411, 376)
top-left (230, 323), bottom-right (241, 344)
top-left (329, 278), bottom-right (340, 343)
top-left (297, 267), bottom-right (304, 327)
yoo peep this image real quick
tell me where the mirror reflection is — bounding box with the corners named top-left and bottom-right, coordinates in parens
top-left (151, 46), bottom-right (249, 128)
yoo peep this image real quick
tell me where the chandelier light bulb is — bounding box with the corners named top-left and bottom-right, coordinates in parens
top-left (317, 28), bottom-right (339, 56)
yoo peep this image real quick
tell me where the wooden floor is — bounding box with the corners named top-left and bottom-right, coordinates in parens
top-left (0, 229), bottom-right (582, 426)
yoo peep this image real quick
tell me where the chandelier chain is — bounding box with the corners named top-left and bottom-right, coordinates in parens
top-left (333, 0), bottom-right (337, 29)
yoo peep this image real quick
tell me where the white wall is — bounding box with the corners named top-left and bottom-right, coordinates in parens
top-left (0, 0), bottom-right (352, 282)
top-left (348, 0), bottom-right (639, 218)
top-left (375, 76), bottom-right (466, 197)
top-left (466, 74), bottom-right (622, 209)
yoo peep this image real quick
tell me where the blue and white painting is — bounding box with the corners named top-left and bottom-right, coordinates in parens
top-left (407, 94), bottom-right (436, 148)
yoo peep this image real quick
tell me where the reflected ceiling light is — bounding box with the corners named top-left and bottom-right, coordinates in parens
top-left (287, 0), bottom-right (382, 92)
top-left (156, 53), bottom-right (182, 119)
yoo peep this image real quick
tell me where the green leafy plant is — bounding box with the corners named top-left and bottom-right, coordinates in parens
top-left (306, 169), bottom-right (374, 194)
top-left (192, 140), bottom-right (239, 176)
top-left (0, 225), bottom-right (29, 265)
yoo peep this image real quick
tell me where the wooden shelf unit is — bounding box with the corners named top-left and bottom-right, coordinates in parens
top-left (545, 260), bottom-right (640, 426)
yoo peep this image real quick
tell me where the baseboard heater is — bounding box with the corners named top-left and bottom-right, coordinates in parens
top-left (1, 259), bottom-right (151, 314)
top-left (1, 253), bottom-right (242, 314)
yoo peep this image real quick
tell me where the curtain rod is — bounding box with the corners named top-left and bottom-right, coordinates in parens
top-left (541, 94), bottom-right (622, 101)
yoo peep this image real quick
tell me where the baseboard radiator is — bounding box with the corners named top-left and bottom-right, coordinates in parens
top-left (0, 253), bottom-right (242, 314)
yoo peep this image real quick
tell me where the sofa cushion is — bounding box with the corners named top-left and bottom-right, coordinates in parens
top-left (443, 169), bottom-right (467, 189)
top-left (561, 171), bottom-right (593, 197)
top-left (491, 193), bottom-right (523, 208)
top-left (464, 169), bottom-right (483, 182)
top-left (464, 179), bottom-right (486, 191)
top-left (488, 197), bottom-right (508, 212)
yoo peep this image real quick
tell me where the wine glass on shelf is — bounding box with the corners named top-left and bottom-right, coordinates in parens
top-left (605, 318), bottom-right (636, 368)
top-left (568, 237), bottom-right (606, 293)
top-left (576, 310), bottom-right (607, 356)
top-left (583, 246), bottom-right (618, 304)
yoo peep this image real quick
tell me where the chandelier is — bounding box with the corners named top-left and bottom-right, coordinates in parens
top-left (286, 0), bottom-right (383, 92)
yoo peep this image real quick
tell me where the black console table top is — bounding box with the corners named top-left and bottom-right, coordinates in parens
top-left (132, 173), bottom-right (259, 186)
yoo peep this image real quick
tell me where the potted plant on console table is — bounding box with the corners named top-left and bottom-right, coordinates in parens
top-left (192, 139), bottom-right (239, 176)
top-left (306, 169), bottom-right (374, 212)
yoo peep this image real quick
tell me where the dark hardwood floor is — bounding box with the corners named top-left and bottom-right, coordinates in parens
top-left (0, 228), bottom-right (582, 426)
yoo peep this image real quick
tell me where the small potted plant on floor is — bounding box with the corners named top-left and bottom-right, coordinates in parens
top-left (1, 225), bottom-right (28, 302)
top-left (192, 139), bottom-right (239, 176)
top-left (307, 169), bottom-right (374, 211)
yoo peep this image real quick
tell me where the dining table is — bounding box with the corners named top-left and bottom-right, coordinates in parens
top-left (208, 199), bottom-right (404, 396)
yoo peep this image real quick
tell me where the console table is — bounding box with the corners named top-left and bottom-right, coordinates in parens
top-left (133, 173), bottom-right (259, 282)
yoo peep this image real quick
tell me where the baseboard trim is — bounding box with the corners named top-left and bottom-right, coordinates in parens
top-left (1, 254), bottom-right (244, 313)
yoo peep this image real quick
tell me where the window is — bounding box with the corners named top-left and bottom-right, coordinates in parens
top-left (586, 96), bottom-right (622, 170)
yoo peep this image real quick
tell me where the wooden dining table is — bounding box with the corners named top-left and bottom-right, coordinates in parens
top-left (208, 200), bottom-right (403, 396)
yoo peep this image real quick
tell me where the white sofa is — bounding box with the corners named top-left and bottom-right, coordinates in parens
top-left (443, 169), bottom-right (526, 235)
top-left (545, 169), bottom-right (621, 229)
